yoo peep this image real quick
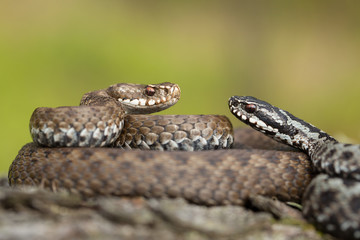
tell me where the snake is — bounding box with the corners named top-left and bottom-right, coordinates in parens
top-left (8, 83), bottom-right (357, 239)
top-left (229, 96), bottom-right (360, 240)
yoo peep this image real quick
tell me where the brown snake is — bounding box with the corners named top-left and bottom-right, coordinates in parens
top-left (9, 82), bottom-right (313, 206)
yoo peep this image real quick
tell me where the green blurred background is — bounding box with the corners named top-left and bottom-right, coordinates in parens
top-left (1, 1), bottom-right (360, 174)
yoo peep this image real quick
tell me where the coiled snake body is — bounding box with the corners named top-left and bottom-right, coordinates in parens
top-left (8, 83), bottom-right (359, 239)
top-left (9, 83), bottom-right (311, 204)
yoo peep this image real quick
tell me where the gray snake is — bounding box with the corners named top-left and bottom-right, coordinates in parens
top-left (8, 83), bottom-right (359, 239)
top-left (229, 96), bottom-right (360, 240)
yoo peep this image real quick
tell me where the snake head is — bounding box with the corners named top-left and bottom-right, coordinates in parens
top-left (228, 96), bottom-right (286, 136)
top-left (228, 96), bottom-right (337, 150)
top-left (107, 82), bottom-right (181, 114)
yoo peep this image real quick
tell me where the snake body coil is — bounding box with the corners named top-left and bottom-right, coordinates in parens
top-left (10, 141), bottom-right (311, 205)
top-left (9, 83), bottom-right (312, 205)
top-left (29, 83), bottom-right (233, 151)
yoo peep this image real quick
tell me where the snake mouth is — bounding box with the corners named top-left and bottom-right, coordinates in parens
top-left (117, 84), bottom-right (180, 107)
top-left (111, 83), bottom-right (181, 114)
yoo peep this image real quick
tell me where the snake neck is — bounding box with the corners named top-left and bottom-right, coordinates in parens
top-left (266, 120), bottom-right (338, 162)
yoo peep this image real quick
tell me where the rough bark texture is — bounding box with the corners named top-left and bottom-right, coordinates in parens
top-left (0, 176), bottom-right (334, 240)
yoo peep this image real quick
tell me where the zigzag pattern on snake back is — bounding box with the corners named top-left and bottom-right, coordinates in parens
top-left (9, 83), bottom-right (313, 205)
top-left (229, 96), bottom-right (360, 240)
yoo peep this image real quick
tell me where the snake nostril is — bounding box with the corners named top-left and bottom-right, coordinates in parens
top-left (145, 86), bottom-right (156, 96)
top-left (230, 100), bottom-right (239, 108)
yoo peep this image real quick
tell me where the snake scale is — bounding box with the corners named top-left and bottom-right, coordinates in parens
top-left (8, 83), bottom-right (360, 239)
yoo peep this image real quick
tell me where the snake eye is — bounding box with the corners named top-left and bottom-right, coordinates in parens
top-left (145, 86), bottom-right (156, 96)
top-left (244, 104), bottom-right (257, 113)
